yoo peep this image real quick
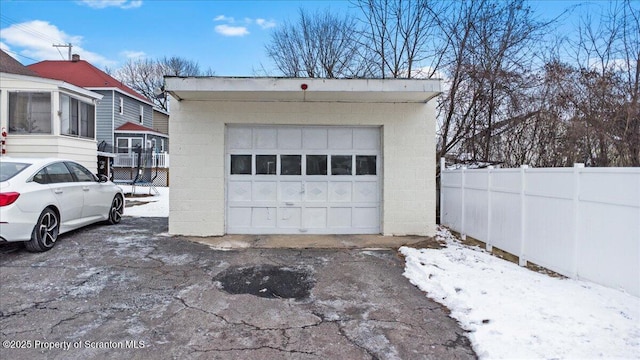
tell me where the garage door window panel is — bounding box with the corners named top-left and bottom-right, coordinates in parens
top-left (231, 155), bottom-right (252, 175)
top-left (280, 155), bottom-right (301, 175)
top-left (256, 155), bottom-right (277, 175)
top-left (356, 156), bottom-right (377, 175)
top-left (306, 155), bottom-right (327, 175)
top-left (331, 155), bottom-right (353, 175)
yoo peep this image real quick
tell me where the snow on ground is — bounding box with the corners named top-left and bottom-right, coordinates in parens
top-left (401, 228), bottom-right (640, 360)
top-left (119, 187), bottom-right (640, 359)
top-left (119, 185), bottom-right (169, 217)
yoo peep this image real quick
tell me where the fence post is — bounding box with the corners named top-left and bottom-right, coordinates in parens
top-left (486, 166), bottom-right (494, 252)
top-left (461, 166), bottom-right (467, 240)
top-left (519, 165), bottom-right (529, 267)
top-left (572, 163), bottom-right (584, 278)
top-left (440, 157), bottom-right (446, 226)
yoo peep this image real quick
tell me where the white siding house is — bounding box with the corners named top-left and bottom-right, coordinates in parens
top-left (0, 72), bottom-right (102, 172)
top-left (165, 77), bottom-right (440, 238)
top-left (27, 55), bottom-right (163, 181)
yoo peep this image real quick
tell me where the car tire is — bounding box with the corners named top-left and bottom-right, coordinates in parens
top-left (108, 194), bottom-right (123, 225)
top-left (25, 208), bottom-right (60, 252)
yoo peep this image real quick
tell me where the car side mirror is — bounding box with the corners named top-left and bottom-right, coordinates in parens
top-left (97, 174), bottom-right (109, 183)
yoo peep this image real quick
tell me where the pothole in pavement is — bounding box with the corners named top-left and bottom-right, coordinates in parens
top-left (213, 265), bottom-right (314, 300)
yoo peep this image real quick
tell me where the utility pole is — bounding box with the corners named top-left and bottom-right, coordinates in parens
top-left (52, 43), bottom-right (72, 60)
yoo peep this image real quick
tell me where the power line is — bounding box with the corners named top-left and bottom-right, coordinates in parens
top-left (0, 15), bottom-right (65, 44)
top-left (1, 14), bottom-right (73, 62)
top-left (1, 48), bottom-right (39, 63)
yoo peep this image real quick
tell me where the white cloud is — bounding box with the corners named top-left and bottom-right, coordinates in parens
top-left (256, 18), bottom-right (276, 29)
top-left (79, 0), bottom-right (142, 9)
top-left (214, 15), bottom-right (234, 22)
top-left (214, 24), bottom-right (249, 37)
top-left (0, 20), bottom-right (116, 67)
top-left (213, 14), bottom-right (276, 34)
top-left (121, 50), bottom-right (146, 59)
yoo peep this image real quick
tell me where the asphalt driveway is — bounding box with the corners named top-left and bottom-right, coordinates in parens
top-left (0, 217), bottom-right (476, 360)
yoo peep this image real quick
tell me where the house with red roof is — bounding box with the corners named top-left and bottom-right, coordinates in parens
top-left (0, 50), bottom-right (103, 172)
top-left (28, 54), bottom-right (169, 184)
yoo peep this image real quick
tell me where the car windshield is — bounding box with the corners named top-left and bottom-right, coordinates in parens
top-left (0, 161), bottom-right (31, 182)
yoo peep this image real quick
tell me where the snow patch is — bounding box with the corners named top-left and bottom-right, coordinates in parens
top-left (122, 185), bottom-right (169, 217)
top-left (400, 227), bottom-right (640, 359)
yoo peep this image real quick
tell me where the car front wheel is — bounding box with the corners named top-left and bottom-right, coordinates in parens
top-left (25, 208), bottom-right (59, 252)
top-left (108, 195), bottom-right (123, 225)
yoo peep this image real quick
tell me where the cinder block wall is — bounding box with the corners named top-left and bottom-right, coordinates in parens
top-left (168, 98), bottom-right (436, 237)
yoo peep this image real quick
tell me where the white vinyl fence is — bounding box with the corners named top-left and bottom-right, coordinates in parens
top-left (440, 159), bottom-right (640, 297)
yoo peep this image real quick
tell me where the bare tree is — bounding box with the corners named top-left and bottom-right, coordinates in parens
top-left (436, 0), bottom-right (550, 165)
top-left (576, 0), bottom-right (639, 166)
top-left (483, 0), bottom-right (638, 168)
top-left (263, 0), bottom-right (637, 168)
top-left (114, 56), bottom-right (211, 111)
top-left (266, 8), bottom-right (364, 78)
top-left (158, 56), bottom-right (212, 77)
top-left (353, 0), bottom-right (445, 78)
top-left (535, 0), bottom-right (640, 167)
top-left (116, 58), bottom-right (164, 108)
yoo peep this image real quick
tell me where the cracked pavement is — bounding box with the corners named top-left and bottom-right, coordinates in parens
top-left (0, 217), bottom-right (476, 359)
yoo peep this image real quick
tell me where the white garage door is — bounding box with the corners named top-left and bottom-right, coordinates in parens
top-left (226, 125), bottom-right (381, 234)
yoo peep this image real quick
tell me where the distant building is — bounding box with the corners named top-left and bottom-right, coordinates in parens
top-left (0, 50), bottom-right (102, 172)
top-left (29, 54), bottom-right (169, 183)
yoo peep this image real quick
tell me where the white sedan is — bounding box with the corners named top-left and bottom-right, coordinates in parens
top-left (0, 157), bottom-right (124, 252)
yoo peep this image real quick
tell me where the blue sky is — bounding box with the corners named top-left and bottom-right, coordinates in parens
top-left (0, 0), bottom-right (607, 76)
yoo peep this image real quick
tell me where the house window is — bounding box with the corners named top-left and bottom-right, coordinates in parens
top-left (60, 94), bottom-right (95, 139)
top-left (8, 92), bottom-right (52, 134)
top-left (118, 97), bottom-right (123, 115)
top-left (116, 139), bottom-right (128, 153)
top-left (117, 137), bottom-right (143, 154)
top-left (139, 105), bottom-right (144, 124)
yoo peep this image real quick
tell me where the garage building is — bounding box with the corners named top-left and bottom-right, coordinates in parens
top-left (165, 77), bottom-right (440, 237)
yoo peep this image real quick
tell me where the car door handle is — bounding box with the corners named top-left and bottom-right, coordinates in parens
top-left (54, 189), bottom-right (63, 194)
top-left (83, 186), bottom-right (90, 191)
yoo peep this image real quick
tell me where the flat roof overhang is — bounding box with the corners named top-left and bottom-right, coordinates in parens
top-left (164, 77), bottom-right (441, 103)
